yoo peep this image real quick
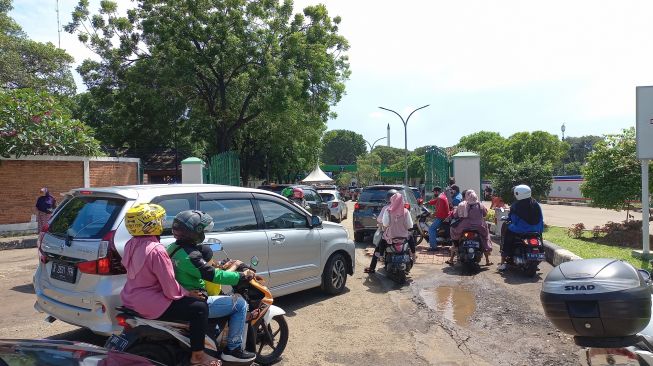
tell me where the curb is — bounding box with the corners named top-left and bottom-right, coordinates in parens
top-left (0, 236), bottom-right (38, 251)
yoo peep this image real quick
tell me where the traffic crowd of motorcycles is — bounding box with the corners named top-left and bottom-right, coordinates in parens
top-left (367, 184), bottom-right (547, 283)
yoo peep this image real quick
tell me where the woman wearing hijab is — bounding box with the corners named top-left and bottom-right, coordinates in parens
top-left (447, 190), bottom-right (493, 266)
top-left (35, 187), bottom-right (56, 233)
top-left (382, 193), bottom-right (415, 259)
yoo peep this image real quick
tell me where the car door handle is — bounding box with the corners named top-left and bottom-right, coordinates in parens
top-left (271, 233), bottom-right (285, 244)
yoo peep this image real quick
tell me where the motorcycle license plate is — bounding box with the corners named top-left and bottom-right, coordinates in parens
top-left (391, 254), bottom-right (410, 263)
top-left (526, 253), bottom-right (545, 260)
top-left (463, 240), bottom-right (480, 248)
top-left (105, 334), bottom-right (129, 351)
top-left (50, 262), bottom-right (77, 284)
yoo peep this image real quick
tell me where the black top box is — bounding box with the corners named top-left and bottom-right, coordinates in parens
top-left (541, 258), bottom-right (652, 338)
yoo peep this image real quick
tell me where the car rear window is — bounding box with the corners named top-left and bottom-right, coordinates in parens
top-left (359, 188), bottom-right (405, 203)
top-left (49, 196), bottom-right (125, 239)
top-left (319, 193), bottom-right (335, 201)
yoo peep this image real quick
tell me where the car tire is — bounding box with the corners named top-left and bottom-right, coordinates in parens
top-left (321, 253), bottom-right (348, 295)
top-left (354, 231), bottom-right (364, 243)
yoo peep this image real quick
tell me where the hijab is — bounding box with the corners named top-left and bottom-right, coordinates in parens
top-left (512, 197), bottom-right (543, 225)
top-left (456, 190), bottom-right (479, 218)
top-left (36, 187), bottom-right (56, 213)
top-left (387, 192), bottom-right (407, 218)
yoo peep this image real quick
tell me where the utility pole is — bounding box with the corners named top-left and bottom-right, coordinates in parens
top-left (56, 0), bottom-right (61, 48)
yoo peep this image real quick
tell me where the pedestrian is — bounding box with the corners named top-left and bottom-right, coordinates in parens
top-left (35, 187), bottom-right (56, 233)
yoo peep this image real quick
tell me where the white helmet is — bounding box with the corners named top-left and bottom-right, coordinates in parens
top-left (513, 184), bottom-right (532, 200)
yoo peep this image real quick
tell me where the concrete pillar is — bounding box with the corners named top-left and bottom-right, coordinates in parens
top-left (181, 157), bottom-right (204, 184)
top-left (452, 152), bottom-right (481, 196)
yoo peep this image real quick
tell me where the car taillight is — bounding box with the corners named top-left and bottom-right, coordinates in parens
top-left (331, 202), bottom-right (338, 208)
top-left (404, 204), bottom-right (410, 209)
top-left (528, 238), bottom-right (540, 246)
top-left (38, 249), bottom-right (49, 264)
top-left (354, 203), bottom-right (360, 210)
top-left (77, 230), bottom-right (126, 275)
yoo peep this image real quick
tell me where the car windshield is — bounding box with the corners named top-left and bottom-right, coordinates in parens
top-left (319, 193), bottom-right (335, 201)
top-left (48, 196), bottom-right (125, 239)
top-left (359, 188), bottom-right (404, 203)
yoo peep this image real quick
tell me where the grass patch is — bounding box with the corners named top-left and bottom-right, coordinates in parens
top-left (543, 226), bottom-right (651, 270)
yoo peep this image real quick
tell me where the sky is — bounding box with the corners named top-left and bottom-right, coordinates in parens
top-left (11, 0), bottom-right (653, 150)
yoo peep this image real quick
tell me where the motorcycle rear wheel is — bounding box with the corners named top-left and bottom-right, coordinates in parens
top-left (246, 315), bottom-right (289, 366)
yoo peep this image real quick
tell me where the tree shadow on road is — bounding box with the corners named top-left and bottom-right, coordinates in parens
top-left (11, 283), bottom-right (34, 294)
top-left (440, 263), bottom-right (491, 277)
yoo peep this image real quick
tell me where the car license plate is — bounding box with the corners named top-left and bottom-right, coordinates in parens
top-left (463, 240), bottom-right (480, 248)
top-left (105, 334), bottom-right (129, 351)
top-left (391, 254), bottom-right (410, 263)
top-left (527, 253), bottom-right (546, 260)
top-left (50, 262), bottom-right (77, 284)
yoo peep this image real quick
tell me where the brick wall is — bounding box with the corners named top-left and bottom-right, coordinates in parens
top-left (90, 161), bottom-right (138, 187)
top-left (0, 160), bottom-right (84, 225)
top-left (0, 158), bottom-right (139, 226)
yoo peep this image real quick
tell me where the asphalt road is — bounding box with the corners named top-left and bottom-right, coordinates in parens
top-left (0, 202), bottom-right (582, 365)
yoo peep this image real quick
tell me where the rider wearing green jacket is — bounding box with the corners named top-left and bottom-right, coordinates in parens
top-left (167, 210), bottom-right (256, 363)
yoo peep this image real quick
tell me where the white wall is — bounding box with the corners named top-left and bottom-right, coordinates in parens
top-left (548, 176), bottom-right (585, 200)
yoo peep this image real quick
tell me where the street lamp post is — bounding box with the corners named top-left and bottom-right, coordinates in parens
top-left (364, 136), bottom-right (387, 152)
top-left (174, 107), bottom-right (190, 183)
top-left (561, 123), bottom-right (566, 175)
top-left (379, 105), bottom-right (430, 185)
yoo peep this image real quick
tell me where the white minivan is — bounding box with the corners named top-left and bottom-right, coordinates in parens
top-left (33, 184), bottom-right (355, 335)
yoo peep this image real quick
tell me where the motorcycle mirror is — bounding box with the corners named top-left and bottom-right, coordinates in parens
top-left (250, 256), bottom-right (259, 267)
top-left (638, 269), bottom-right (651, 282)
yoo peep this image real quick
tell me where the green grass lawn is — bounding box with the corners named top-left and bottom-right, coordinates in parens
top-left (543, 226), bottom-right (651, 270)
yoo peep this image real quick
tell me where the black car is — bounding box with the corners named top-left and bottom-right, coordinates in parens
top-left (257, 184), bottom-right (331, 222)
top-left (352, 185), bottom-right (420, 242)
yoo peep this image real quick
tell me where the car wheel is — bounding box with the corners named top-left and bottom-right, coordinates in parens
top-left (354, 231), bottom-right (365, 243)
top-left (321, 253), bottom-right (348, 295)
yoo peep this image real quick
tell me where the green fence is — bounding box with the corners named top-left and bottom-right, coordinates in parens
top-left (204, 151), bottom-right (240, 186)
top-left (424, 146), bottom-right (451, 198)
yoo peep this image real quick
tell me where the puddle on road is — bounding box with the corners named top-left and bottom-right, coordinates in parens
top-left (420, 286), bottom-right (476, 327)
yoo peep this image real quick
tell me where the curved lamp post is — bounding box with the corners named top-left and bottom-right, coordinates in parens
top-left (378, 104), bottom-right (430, 185)
top-left (364, 136), bottom-right (387, 152)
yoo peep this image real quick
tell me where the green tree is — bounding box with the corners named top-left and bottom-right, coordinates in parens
top-left (456, 131), bottom-right (506, 179)
top-left (0, 89), bottom-right (102, 157)
top-left (356, 153), bottom-right (381, 187)
top-left (581, 128), bottom-right (652, 210)
top-left (388, 153), bottom-right (425, 179)
top-left (492, 157), bottom-right (553, 203)
top-left (370, 146), bottom-right (404, 166)
top-left (506, 131), bottom-right (569, 167)
top-left (66, 0), bottom-right (350, 155)
top-left (321, 129), bottom-right (366, 164)
top-left (336, 172), bottom-right (354, 187)
top-left (0, 0), bottom-right (75, 95)
top-left (556, 135), bottom-right (602, 175)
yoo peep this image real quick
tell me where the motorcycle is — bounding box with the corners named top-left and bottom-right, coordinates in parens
top-left (383, 237), bottom-right (414, 284)
top-left (500, 214), bottom-right (545, 277)
top-left (456, 230), bottom-right (483, 273)
top-left (414, 200), bottom-right (432, 244)
top-left (105, 243), bottom-right (288, 366)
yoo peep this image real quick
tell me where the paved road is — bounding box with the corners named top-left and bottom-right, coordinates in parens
top-left (0, 202), bottom-right (581, 365)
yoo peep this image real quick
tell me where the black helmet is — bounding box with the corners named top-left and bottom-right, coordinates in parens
top-left (386, 189), bottom-right (398, 200)
top-left (172, 210), bottom-right (214, 245)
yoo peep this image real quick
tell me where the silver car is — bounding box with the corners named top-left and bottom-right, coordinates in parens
top-left (33, 184), bottom-right (355, 335)
top-left (317, 190), bottom-right (348, 223)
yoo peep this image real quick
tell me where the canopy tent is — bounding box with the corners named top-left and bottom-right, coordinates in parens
top-left (302, 165), bottom-right (334, 183)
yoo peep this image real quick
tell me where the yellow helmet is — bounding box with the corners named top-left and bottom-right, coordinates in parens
top-left (125, 203), bottom-right (166, 236)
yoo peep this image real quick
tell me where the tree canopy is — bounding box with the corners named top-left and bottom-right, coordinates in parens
top-left (0, 0), bottom-right (76, 95)
top-left (0, 89), bottom-right (102, 157)
top-left (66, 0), bottom-right (350, 160)
top-left (492, 157), bottom-right (553, 203)
top-left (321, 129), bottom-right (366, 164)
top-left (581, 128), bottom-right (652, 210)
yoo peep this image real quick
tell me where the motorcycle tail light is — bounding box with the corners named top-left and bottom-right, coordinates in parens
top-left (463, 232), bottom-right (476, 239)
top-left (528, 238), bottom-right (540, 246)
top-left (354, 203), bottom-right (360, 210)
top-left (404, 203), bottom-right (410, 209)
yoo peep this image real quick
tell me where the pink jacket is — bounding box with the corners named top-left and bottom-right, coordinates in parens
top-left (120, 236), bottom-right (188, 319)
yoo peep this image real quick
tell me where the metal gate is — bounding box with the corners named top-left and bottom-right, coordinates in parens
top-left (424, 146), bottom-right (451, 198)
top-left (204, 151), bottom-right (241, 186)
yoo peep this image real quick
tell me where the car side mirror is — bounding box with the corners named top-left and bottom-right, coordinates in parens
top-left (311, 215), bottom-right (323, 228)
